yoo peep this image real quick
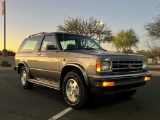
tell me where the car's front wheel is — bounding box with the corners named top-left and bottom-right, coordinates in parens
top-left (62, 71), bottom-right (89, 109)
top-left (20, 66), bottom-right (34, 89)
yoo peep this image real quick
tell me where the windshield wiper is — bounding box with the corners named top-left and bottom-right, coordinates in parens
top-left (82, 48), bottom-right (97, 50)
top-left (101, 49), bottom-right (107, 51)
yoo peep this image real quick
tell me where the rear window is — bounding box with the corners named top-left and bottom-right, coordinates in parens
top-left (19, 37), bottom-right (40, 52)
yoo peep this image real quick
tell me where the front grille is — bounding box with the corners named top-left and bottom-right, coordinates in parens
top-left (112, 60), bottom-right (143, 73)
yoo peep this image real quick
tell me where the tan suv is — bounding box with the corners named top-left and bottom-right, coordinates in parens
top-left (14, 32), bottom-right (151, 109)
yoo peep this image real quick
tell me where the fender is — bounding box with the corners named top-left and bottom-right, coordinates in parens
top-left (18, 62), bottom-right (30, 77)
top-left (62, 63), bottom-right (89, 86)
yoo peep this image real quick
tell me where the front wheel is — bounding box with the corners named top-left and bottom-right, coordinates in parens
top-left (62, 71), bottom-right (89, 109)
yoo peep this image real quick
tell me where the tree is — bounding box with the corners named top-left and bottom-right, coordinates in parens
top-left (7, 49), bottom-right (15, 53)
top-left (110, 29), bottom-right (139, 53)
top-left (136, 50), bottom-right (151, 57)
top-left (57, 17), bottom-right (112, 45)
top-left (145, 16), bottom-right (160, 40)
top-left (144, 39), bottom-right (160, 57)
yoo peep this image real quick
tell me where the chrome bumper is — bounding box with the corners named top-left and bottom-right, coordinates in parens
top-left (91, 72), bottom-right (151, 80)
top-left (14, 65), bottom-right (18, 71)
top-left (88, 72), bottom-right (151, 89)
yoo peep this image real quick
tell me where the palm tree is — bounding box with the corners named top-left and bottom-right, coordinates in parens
top-left (111, 29), bottom-right (139, 53)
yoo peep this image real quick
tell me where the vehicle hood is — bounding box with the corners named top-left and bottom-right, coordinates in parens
top-left (66, 50), bottom-right (147, 61)
top-left (81, 50), bottom-right (125, 56)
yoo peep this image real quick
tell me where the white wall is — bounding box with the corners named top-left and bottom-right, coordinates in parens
top-left (0, 56), bottom-right (15, 66)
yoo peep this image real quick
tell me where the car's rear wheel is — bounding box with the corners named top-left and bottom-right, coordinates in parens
top-left (62, 70), bottom-right (89, 109)
top-left (20, 66), bottom-right (34, 89)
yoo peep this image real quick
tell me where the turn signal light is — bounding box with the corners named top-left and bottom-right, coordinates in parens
top-left (102, 81), bottom-right (114, 87)
top-left (96, 61), bottom-right (101, 72)
top-left (144, 77), bottom-right (150, 81)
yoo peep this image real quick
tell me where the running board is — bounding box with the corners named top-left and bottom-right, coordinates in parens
top-left (28, 78), bottom-right (60, 90)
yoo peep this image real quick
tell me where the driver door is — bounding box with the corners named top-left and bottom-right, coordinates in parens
top-left (35, 35), bottom-right (60, 81)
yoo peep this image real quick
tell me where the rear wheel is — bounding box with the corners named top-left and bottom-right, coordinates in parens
top-left (20, 66), bottom-right (34, 89)
top-left (62, 71), bottom-right (89, 109)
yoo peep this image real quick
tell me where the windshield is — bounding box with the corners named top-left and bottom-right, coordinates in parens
top-left (56, 33), bottom-right (103, 50)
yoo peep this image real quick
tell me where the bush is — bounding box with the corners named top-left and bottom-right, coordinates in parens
top-left (1, 61), bottom-right (11, 67)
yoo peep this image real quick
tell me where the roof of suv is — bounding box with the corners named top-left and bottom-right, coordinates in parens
top-left (28, 32), bottom-right (83, 38)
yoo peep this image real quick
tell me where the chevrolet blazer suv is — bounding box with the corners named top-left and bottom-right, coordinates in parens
top-left (14, 32), bottom-right (151, 109)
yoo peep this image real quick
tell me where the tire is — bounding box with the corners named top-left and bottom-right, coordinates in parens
top-left (20, 66), bottom-right (34, 89)
top-left (62, 70), bottom-right (89, 109)
top-left (115, 89), bottom-right (137, 99)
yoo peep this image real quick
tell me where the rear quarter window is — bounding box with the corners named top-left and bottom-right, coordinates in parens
top-left (18, 37), bottom-right (40, 52)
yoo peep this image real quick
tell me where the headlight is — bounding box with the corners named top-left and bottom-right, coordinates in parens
top-left (101, 62), bottom-right (111, 71)
top-left (96, 61), bottom-right (111, 72)
top-left (143, 61), bottom-right (148, 69)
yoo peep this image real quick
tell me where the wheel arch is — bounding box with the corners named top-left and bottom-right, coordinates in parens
top-left (60, 63), bottom-right (89, 89)
top-left (18, 62), bottom-right (29, 74)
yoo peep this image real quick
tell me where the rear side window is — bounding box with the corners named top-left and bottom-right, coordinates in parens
top-left (19, 37), bottom-right (40, 52)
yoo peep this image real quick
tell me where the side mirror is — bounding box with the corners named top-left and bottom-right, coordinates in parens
top-left (46, 44), bottom-right (57, 50)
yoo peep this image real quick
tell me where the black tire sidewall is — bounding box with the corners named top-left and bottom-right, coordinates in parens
top-left (62, 71), bottom-right (88, 109)
top-left (20, 66), bottom-right (33, 89)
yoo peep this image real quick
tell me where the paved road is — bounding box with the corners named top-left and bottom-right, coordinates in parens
top-left (0, 66), bottom-right (159, 120)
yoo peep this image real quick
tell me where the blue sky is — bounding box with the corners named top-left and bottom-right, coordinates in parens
top-left (0, 0), bottom-right (160, 51)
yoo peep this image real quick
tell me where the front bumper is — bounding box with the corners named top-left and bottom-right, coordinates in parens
top-left (89, 72), bottom-right (151, 93)
top-left (14, 65), bottom-right (18, 71)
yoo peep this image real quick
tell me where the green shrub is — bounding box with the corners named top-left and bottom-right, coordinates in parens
top-left (1, 61), bottom-right (11, 67)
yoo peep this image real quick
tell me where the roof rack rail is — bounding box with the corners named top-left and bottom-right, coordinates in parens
top-left (29, 32), bottom-right (47, 37)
